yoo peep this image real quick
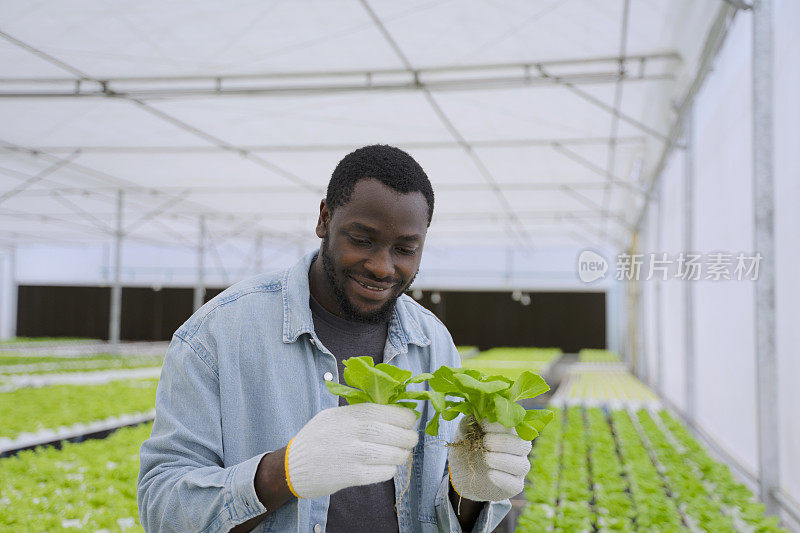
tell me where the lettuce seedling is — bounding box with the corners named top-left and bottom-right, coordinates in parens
top-left (325, 356), bottom-right (432, 418)
top-left (424, 365), bottom-right (553, 440)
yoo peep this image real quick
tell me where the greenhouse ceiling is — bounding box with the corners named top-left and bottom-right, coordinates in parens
top-left (0, 0), bottom-right (729, 252)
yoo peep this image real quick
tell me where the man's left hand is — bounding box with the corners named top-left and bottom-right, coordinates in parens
top-left (447, 417), bottom-right (532, 502)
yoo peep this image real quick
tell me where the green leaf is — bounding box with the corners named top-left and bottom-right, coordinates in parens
top-left (452, 373), bottom-right (510, 396)
top-left (442, 402), bottom-right (472, 421)
top-left (375, 363), bottom-right (412, 384)
top-left (406, 372), bottom-right (434, 384)
top-left (523, 408), bottom-right (554, 432)
top-left (395, 401), bottom-right (422, 418)
top-left (342, 356), bottom-right (401, 404)
top-left (492, 395), bottom-right (526, 427)
top-left (454, 367), bottom-right (487, 381)
top-left (515, 421), bottom-right (539, 440)
top-left (426, 391), bottom-right (446, 412)
top-left (325, 381), bottom-right (371, 404)
top-left (391, 389), bottom-right (430, 403)
top-left (427, 366), bottom-right (460, 392)
top-left (425, 412), bottom-right (441, 436)
top-left (508, 371), bottom-right (550, 401)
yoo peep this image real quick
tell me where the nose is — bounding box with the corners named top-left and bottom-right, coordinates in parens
top-left (363, 247), bottom-right (394, 281)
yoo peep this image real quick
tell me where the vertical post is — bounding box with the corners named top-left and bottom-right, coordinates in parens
top-left (752, 0), bottom-right (778, 514)
top-left (654, 187), bottom-right (664, 396)
top-left (0, 245), bottom-right (18, 339)
top-left (627, 231), bottom-right (639, 373)
top-left (683, 103), bottom-right (696, 422)
top-left (109, 190), bottom-right (124, 348)
top-left (638, 205), bottom-right (649, 383)
top-left (194, 215), bottom-right (206, 312)
top-left (605, 283), bottom-right (616, 353)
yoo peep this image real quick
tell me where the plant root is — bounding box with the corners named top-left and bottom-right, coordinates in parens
top-left (394, 452), bottom-right (414, 513)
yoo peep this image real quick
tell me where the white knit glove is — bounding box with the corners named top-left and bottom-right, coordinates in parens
top-left (284, 403), bottom-right (418, 499)
top-left (447, 417), bottom-right (532, 501)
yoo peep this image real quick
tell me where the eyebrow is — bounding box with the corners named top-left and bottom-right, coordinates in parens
top-left (345, 222), bottom-right (422, 243)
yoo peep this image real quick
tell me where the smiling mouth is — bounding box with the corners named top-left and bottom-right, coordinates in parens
top-left (350, 276), bottom-right (395, 293)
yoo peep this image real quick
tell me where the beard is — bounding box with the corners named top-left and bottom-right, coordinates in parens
top-left (320, 235), bottom-right (417, 324)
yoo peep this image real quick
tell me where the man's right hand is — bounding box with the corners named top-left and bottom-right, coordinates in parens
top-left (284, 403), bottom-right (419, 499)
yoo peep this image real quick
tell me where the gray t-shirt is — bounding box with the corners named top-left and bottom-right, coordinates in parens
top-left (309, 294), bottom-right (400, 533)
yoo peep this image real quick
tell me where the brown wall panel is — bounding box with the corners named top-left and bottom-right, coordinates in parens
top-left (16, 286), bottom-right (605, 350)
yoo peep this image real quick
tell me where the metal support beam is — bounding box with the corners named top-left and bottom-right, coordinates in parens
top-left (752, 0), bottom-right (779, 515)
top-left (683, 104), bottom-right (696, 423)
top-left (551, 142), bottom-right (649, 197)
top-left (0, 54), bottom-right (678, 99)
top-left (108, 190), bottom-right (123, 348)
top-left (358, 0), bottom-right (535, 249)
top-left (637, 199), bottom-right (649, 383)
top-left (654, 186), bottom-right (664, 397)
top-left (0, 245), bottom-right (17, 339)
top-left (626, 231), bottom-right (640, 373)
top-left (193, 215), bottom-right (206, 312)
top-left (4, 180), bottom-right (648, 198)
top-left (633, 2), bottom-right (738, 232)
top-left (0, 136), bottom-right (646, 155)
top-left (124, 191), bottom-right (189, 234)
top-left (0, 151), bottom-right (81, 205)
top-left (606, 281), bottom-right (621, 355)
top-left (602, 0), bottom-right (631, 241)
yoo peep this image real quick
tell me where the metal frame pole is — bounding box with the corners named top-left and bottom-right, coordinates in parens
top-left (683, 103), bottom-right (696, 423)
top-left (752, 0), bottom-right (779, 515)
top-left (638, 203), bottom-right (649, 383)
top-left (0, 245), bottom-right (17, 339)
top-left (654, 185), bottom-right (664, 396)
top-left (606, 280), bottom-right (620, 355)
top-left (108, 190), bottom-right (123, 348)
top-left (193, 215), bottom-right (206, 312)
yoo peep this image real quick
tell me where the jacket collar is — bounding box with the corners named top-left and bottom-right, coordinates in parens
top-left (281, 249), bottom-right (430, 352)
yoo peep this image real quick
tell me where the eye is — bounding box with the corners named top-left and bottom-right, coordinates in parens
top-left (396, 246), bottom-right (417, 256)
top-left (348, 235), bottom-right (371, 247)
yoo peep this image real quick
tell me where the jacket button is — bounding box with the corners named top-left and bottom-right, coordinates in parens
top-left (323, 372), bottom-right (333, 381)
top-left (314, 524), bottom-right (322, 533)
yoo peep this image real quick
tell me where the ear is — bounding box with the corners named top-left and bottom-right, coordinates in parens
top-left (315, 199), bottom-right (330, 239)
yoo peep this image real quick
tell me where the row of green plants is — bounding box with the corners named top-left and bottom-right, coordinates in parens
top-left (553, 368), bottom-right (659, 404)
top-left (461, 347), bottom-right (561, 380)
top-left (0, 356), bottom-right (164, 376)
top-left (0, 422), bottom-right (149, 532)
top-left (1, 379), bottom-right (157, 440)
top-left (585, 408), bottom-right (635, 531)
top-left (657, 410), bottom-right (784, 532)
top-left (0, 353), bottom-right (128, 366)
top-left (516, 407), bottom-right (786, 532)
top-left (518, 409), bottom-right (561, 530)
top-left (578, 349), bottom-right (622, 363)
top-left (556, 407), bottom-right (593, 531)
top-left (610, 409), bottom-right (685, 531)
top-left (0, 337), bottom-right (93, 346)
top-left (634, 409), bottom-right (736, 531)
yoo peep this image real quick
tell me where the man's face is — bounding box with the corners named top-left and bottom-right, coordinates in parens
top-left (316, 178), bottom-right (429, 323)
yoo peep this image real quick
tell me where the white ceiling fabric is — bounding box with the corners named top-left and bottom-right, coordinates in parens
top-left (0, 0), bottom-right (721, 251)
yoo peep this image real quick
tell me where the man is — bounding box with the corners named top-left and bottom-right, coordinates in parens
top-left (137, 145), bottom-right (532, 532)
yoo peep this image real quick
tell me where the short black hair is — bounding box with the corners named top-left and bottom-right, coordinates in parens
top-left (326, 144), bottom-right (434, 225)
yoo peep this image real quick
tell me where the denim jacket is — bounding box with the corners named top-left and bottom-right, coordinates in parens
top-left (137, 250), bottom-right (510, 533)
